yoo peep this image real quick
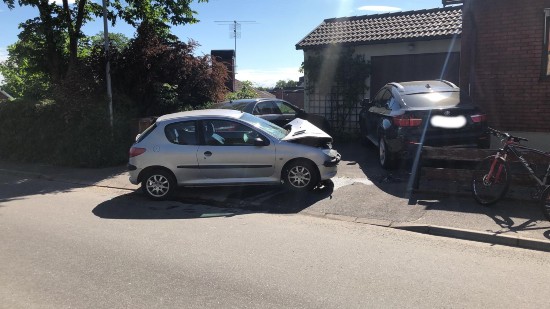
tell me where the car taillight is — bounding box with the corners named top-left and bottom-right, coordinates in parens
top-left (392, 115), bottom-right (422, 127)
top-left (470, 114), bottom-right (487, 123)
top-left (129, 147), bottom-right (146, 157)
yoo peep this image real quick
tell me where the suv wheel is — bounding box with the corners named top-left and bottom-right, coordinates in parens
top-left (379, 136), bottom-right (396, 169)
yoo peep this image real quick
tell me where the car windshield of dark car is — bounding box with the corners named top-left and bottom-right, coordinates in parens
top-left (239, 113), bottom-right (288, 140)
top-left (402, 91), bottom-right (462, 108)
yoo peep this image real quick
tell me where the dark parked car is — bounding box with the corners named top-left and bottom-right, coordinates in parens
top-left (218, 98), bottom-right (331, 133)
top-left (359, 80), bottom-right (489, 169)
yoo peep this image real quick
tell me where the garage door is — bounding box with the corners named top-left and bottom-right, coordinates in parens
top-left (370, 52), bottom-right (460, 98)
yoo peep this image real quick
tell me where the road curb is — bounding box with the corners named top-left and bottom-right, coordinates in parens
top-left (300, 210), bottom-right (550, 253)
top-left (4, 167), bottom-right (550, 252)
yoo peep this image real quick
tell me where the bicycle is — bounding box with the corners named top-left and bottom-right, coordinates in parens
top-left (471, 127), bottom-right (550, 220)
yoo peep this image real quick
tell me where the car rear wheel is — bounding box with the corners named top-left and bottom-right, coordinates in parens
top-left (379, 136), bottom-right (396, 169)
top-left (141, 169), bottom-right (176, 201)
top-left (283, 160), bottom-right (319, 191)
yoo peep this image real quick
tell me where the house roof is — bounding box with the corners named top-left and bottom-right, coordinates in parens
top-left (296, 6), bottom-right (462, 50)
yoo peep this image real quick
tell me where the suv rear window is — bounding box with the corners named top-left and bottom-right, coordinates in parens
top-left (221, 102), bottom-right (249, 111)
top-left (402, 91), bottom-right (462, 108)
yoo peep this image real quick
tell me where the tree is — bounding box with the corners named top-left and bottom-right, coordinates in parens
top-left (112, 22), bottom-right (228, 116)
top-left (275, 79), bottom-right (298, 88)
top-left (2, 0), bottom-right (208, 83)
top-left (226, 81), bottom-right (257, 100)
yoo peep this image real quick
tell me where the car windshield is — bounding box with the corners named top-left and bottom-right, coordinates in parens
top-left (239, 113), bottom-right (288, 140)
top-left (402, 91), bottom-right (462, 108)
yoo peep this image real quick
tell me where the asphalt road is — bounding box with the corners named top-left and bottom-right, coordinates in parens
top-left (1, 173), bottom-right (550, 308)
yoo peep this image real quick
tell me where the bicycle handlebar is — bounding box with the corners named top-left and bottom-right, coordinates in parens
top-left (487, 127), bottom-right (529, 143)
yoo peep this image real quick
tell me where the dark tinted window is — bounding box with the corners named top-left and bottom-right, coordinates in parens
top-left (274, 101), bottom-right (297, 114)
top-left (255, 101), bottom-right (281, 115)
top-left (221, 102), bottom-right (249, 111)
top-left (402, 91), bottom-right (461, 108)
top-left (373, 89), bottom-right (391, 108)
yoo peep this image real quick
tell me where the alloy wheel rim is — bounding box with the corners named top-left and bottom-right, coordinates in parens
top-left (146, 175), bottom-right (170, 197)
top-left (288, 166), bottom-right (311, 188)
top-left (379, 140), bottom-right (386, 165)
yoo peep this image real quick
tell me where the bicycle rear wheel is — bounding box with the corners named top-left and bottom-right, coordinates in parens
top-left (471, 155), bottom-right (510, 205)
top-left (540, 186), bottom-right (550, 221)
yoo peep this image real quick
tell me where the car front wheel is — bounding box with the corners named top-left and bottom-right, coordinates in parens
top-left (283, 160), bottom-right (319, 191)
top-left (141, 169), bottom-right (176, 200)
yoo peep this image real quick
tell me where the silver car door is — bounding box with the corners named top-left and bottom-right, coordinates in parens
top-left (198, 119), bottom-right (276, 182)
top-left (163, 121), bottom-right (201, 184)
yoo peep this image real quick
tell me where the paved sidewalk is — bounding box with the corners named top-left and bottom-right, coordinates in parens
top-left (1, 144), bottom-right (549, 252)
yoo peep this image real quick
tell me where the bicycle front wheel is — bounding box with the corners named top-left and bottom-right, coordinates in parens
top-left (540, 186), bottom-right (550, 221)
top-left (471, 155), bottom-right (510, 205)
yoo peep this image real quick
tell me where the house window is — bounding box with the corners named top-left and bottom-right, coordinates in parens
top-left (544, 9), bottom-right (550, 76)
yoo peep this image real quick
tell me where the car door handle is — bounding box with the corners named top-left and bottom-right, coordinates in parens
top-left (203, 151), bottom-right (212, 157)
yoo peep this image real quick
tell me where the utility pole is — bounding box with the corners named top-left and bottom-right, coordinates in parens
top-left (215, 20), bottom-right (256, 91)
top-left (102, 0), bottom-right (113, 128)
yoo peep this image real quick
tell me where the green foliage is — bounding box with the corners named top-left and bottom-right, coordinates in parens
top-left (226, 81), bottom-right (257, 100)
top-left (111, 22), bottom-right (228, 117)
top-left (2, 0), bottom-right (208, 83)
top-left (275, 79), bottom-right (299, 88)
top-left (0, 98), bottom-right (132, 167)
top-left (302, 46), bottom-right (371, 133)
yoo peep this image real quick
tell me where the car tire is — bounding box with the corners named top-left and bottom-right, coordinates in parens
top-left (141, 169), bottom-right (176, 201)
top-left (379, 136), bottom-right (396, 169)
top-left (359, 120), bottom-right (369, 145)
top-left (282, 160), bottom-right (319, 192)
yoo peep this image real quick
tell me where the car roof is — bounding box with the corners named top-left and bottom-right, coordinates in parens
top-left (156, 109), bottom-right (244, 122)
top-left (219, 98), bottom-right (272, 105)
top-left (387, 80), bottom-right (459, 94)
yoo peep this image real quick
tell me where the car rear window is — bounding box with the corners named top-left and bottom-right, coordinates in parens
top-left (136, 123), bottom-right (157, 143)
top-left (402, 91), bottom-right (461, 108)
top-left (220, 102), bottom-right (249, 111)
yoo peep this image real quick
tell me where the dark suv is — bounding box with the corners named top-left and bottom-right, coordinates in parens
top-left (359, 80), bottom-right (489, 169)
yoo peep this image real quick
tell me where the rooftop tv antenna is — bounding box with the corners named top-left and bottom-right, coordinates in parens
top-left (215, 20), bottom-right (256, 72)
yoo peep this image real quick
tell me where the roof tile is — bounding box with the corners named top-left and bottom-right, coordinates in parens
top-left (296, 6), bottom-right (462, 49)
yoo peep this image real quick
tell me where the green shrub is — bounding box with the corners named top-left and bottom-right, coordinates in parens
top-left (0, 99), bottom-right (132, 167)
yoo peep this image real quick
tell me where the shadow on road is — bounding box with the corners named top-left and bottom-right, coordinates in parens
top-left (0, 173), bottom-right (82, 204)
top-left (92, 182), bottom-right (335, 220)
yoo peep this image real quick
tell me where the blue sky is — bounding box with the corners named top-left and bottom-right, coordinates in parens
top-left (0, 0), bottom-right (446, 87)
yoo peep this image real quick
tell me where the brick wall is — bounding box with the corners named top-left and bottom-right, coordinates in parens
top-left (461, 0), bottom-right (550, 132)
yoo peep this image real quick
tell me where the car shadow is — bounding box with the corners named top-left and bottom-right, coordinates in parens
top-left (92, 182), bottom-right (335, 220)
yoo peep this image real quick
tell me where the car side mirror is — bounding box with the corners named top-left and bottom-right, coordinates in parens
top-left (296, 109), bottom-right (307, 117)
top-left (254, 137), bottom-right (269, 146)
top-left (361, 98), bottom-right (371, 107)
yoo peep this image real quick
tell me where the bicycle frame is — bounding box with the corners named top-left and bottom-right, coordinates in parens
top-left (492, 140), bottom-right (550, 187)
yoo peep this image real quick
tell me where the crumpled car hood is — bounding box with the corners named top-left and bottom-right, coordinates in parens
top-left (282, 118), bottom-right (332, 143)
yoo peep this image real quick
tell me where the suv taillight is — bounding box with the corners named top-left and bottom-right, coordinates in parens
top-left (470, 114), bottom-right (487, 123)
top-left (392, 115), bottom-right (422, 127)
top-left (129, 147), bottom-right (146, 157)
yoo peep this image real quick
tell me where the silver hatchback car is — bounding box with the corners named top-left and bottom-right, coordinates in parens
top-left (128, 109), bottom-right (341, 200)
